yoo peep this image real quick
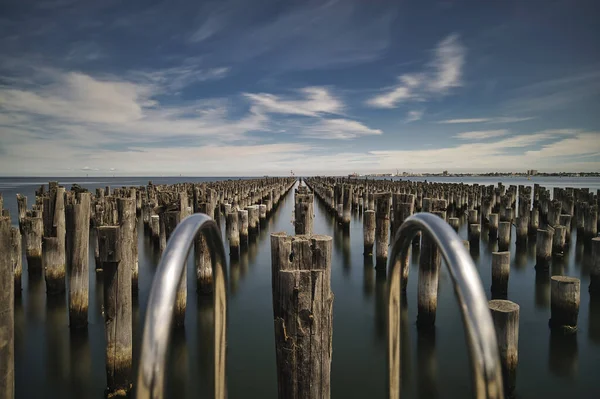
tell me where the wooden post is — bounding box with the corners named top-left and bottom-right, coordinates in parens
top-left (488, 300), bottom-right (519, 396)
top-left (536, 229), bottom-right (553, 269)
top-left (247, 205), bottom-right (259, 235)
top-left (418, 231), bottom-right (441, 329)
top-left (99, 197), bottom-right (134, 397)
top-left (0, 216), bottom-right (14, 399)
top-left (550, 276), bottom-right (580, 334)
top-left (498, 221), bottom-right (511, 251)
top-left (488, 213), bottom-right (499, 237)
top-left (590, 237), bottom-right (600, 295)
top-left (10, 227), bottom-right (22, 296)
top-left (227, 211), bottom-right (240, 258)
top-left (559, 214), bottom-right (572, 242)
top-left (294, 192), bottom-right (314, 235)
top-left (448, 217), bottom-right (459, 232)
top-left (363, 210), bottom-right (375, 256)
top-left (529, 208), bottom-right (539, 236)
top-left (66, 192), bottom-right (91, 328)
top-left (16, 194), bottom-right (26, 232)
top-left (515, 216), bottom-right (528, 245)
top-left (469, 224), bottom-right (481, 251)
top-left (491, 251), bottom-right (510, 298)
top-left (238, 209), bottom-right (249, 248)
top-left (375, 193), bottom-right (391, 269)
top-left (22, 215), bottom-right (43, 275)
top-left (552, 225), bottom-right (566, 255)
top-left (259, 204), bottom-right (267, 225)
top-left (271, 233), bottom-right (333, 399)
top-left (43, 186), bottom-right (67, 294)
top-left (342, 185), bottom-right (352, 226)
top-left (150, 215), bottom-right (160, 248)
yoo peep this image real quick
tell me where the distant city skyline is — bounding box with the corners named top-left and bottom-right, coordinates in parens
top-left (1, 0), bottom-right (599, 176)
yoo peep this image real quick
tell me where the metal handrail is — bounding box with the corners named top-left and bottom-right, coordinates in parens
top-left (137, 214), bottom-right (228, 399)
top-left (387, 213), bottom-right (503, 398)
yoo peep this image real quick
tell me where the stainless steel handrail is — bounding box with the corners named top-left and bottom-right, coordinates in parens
top-left (387, 213), bottom-right (503, 398)
top-left (137, 214), bottom-right (228, 399)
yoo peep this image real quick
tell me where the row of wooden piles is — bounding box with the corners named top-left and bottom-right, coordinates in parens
top-left (0, 177), bottom-right (295, 399)
top-left (304, 176), bottom-right (600, 397)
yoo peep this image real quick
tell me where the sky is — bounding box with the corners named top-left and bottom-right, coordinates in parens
top-left (0, 0), bottom-right (599, 176)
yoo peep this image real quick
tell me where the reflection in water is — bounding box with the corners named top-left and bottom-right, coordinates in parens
top-left (551, 254), bottom-right (566, 276)
top-left (589, 295), bottom-right (600, 344)
top-left (68, 329), bottom-right (92, 398)
top-left (230, 256), bottom-right (240, 295)
top-left (168, 328), bottom-right (189, 398)
top-left (548, 332), bottom-right (578, 378)
top-left (535, 269), bottom-right (550, 309)
top-left (374, 269), bottom-right (387, 342)
top-left (46, 296), bottom-right (70, 396)
top-left (341, 228), bottom-right (350, 274)
top-left (363, 255), bottom-right (374, 297)
top-left (240, 246), bottom-right (249, 279)
top-left (574, 238), bottom-right (584, 269)
top-left (400, 292), bottom-right (413, 394)
top-left (514, 245), bottom-right (527, 270)
top-left (417, 329), bottom-right (438, 399)
top-left (26, 272), bottom-right (46, 321)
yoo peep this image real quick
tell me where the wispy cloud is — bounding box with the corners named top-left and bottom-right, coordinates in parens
top-left (367, 33), bottom-right (466, 108)
top-left (454, 130), bottom-right (509, 140)
top-left (245, 87), bottom-right (343, 117)
top-left (437, 116), bottom-right (535, 124)
top-left (303, 118), bottom-right (382, 139)
top-left (406, 110), bottom-right (424, 123)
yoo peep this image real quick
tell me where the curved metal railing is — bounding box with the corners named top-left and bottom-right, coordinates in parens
top-left (136, 214), bottom-right (228, 399)
top-left (387, 213), bottom-right (504, 398)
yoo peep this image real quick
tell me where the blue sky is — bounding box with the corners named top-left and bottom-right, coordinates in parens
top-left (0, 0), bottom-right (599, 176)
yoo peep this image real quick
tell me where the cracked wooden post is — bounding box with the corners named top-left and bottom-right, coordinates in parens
top-left (10, 227), bottom-right (22, 297)
top-left (363, 210), bottom-right (375, 256)
top-left (247, 205), bottom-right (260, 236)
top-left (375, 193), bottom-right (391, 269)
top-left (417, 229), bottom-right (441, 329)
top-left (0, 216), bottom-right (14, 399)
top-left (66, 192), bottom-right (91, 328)
top-left (491, 251), bottom-right (510, 298)
top-left (489, 300), bottom-right (519, 396)
top-left (195, 203), bottom-right (212, 295)
top-left (536, 228), bottom-right (553, 269)
top-left (98, 197), bottom-right (134, 398)
top-left (550, 276), bottom-right (580, 334)
top-left (227, 211), bottom-right (240, 259)
top-left (488, 213), bottom-right (499, 237)
top-left (498, 221), bottom-right (511, 252)
top-left (43, 185), bottom-right (66, 294)
top-left (271, 233), bottom-right (333, 399)
top-left (16, 194), bottom-right (26, 233)
top-left (294, 191), bottom-right (314, 235)
top-left (342, 184), bottom-right (352, 227)
top-left (22, 213), bottom-right (43, 275)
top-left (238, 209), bottom-right (249, 248)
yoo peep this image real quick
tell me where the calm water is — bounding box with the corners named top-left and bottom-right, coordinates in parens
top-left (2, 176), bottom-right (600, 398)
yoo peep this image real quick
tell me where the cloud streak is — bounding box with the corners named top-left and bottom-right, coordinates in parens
top-left (367, 33), bottom-right (466, 108)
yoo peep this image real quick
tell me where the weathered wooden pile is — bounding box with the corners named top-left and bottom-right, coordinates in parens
top-left (271, 182), bottom-right (333, 399)
top-left (0, 177), bottom-right (294, 398)
top-left (305, 176), bottom-right (600, 396)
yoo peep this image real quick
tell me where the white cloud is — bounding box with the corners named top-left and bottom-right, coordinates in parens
top-left (406, 110), bottom-right (424, 123)
top-left (455, 130), bottom-right (509, 140)
top-left (245, 87), bottom-right (344, 117)
top-left (428, 33), bottom-right (465, 93)
top-left (367, 33), bottom-right (465, 108)
top-left (370, 130), bottom-right (598, 171)
top-left (437, 116), bottom-right (535, 124)
top-left (303, 118), bottom-right (382, 139)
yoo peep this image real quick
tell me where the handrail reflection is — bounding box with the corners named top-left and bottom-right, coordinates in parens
top-left (387, 213), bottom-right (503, 398)
top-left (137, 214), bottom-right (228, 399)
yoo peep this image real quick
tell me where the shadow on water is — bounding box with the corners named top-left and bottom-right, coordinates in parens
top-left (167, 328), bottom-right (189, 398)
top-left (363, 255), bottom-right (374, 297)
top-left (589, 295), bottom-right (600, 345)
top-left (46, 296), bottom-right (70, 396)
top-left (417, 328), bottom-right (438, 399)
top-left (374, 268), bottom-right (387, 343)
top-left (69, 328), bottom-right (92, 398)
top-left (535, 268), bottom-right (550, 309)
top-left (514, 244), bottom-right (528, 270)
top-left (548, 332), bottom-right (578, 379)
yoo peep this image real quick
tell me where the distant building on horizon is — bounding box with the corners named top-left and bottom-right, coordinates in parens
top-left (527, 169), bottom-right (538, 176)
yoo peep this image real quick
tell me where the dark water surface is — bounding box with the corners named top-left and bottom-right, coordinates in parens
top-left (2, 176), bottom-right (600, 398)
